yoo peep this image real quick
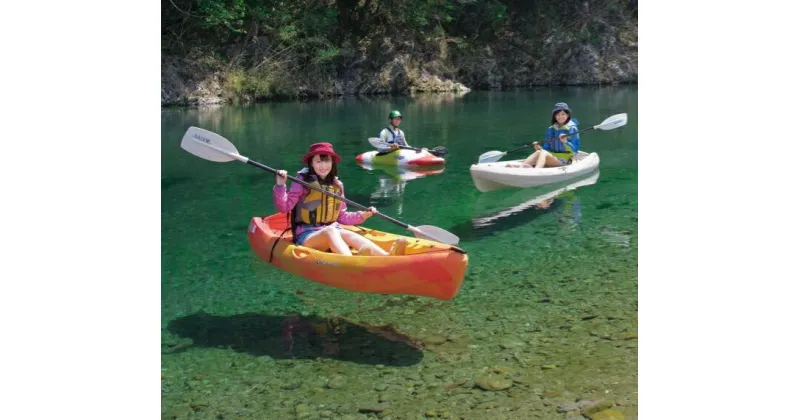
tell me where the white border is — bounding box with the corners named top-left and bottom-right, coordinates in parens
top-left (642, 2), bottom-right (799, 418)
top-left (4, 3), bottom-right (159, 419)
top-left (7, 2), bottom-right (800, 419)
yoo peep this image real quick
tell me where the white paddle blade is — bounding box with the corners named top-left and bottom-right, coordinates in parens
top-left (595, 113), bottom-right (628, 131)
top-left (181, 126), bottom-right (240, 163)
top-left (478, 150), bottom-right (506, 164)
top-left (411, 225), bottom-right (460, 245)
top-left (368, 137), bottom-right (387, 149)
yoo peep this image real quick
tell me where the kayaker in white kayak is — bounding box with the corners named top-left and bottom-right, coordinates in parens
top-left (516, 102), bottom-right (581, 168)
top-left (376, 110), bottom-right (428, 154)
top-left (274, 142), bottom-right (407, 256)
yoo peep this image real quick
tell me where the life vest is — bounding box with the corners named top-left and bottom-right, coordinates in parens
top-left (546, 120), bottom-right (578, 162)
top-left (383, 126), bottom-right (406, 146)
top-left (293, 169), bottom-right (343, 225)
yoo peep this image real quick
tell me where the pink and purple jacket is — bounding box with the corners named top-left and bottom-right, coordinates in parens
top-left (272, 176), bottom-right (367, 238)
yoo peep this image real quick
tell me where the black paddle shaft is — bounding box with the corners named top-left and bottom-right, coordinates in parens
top-left (245, 159), bottom-right (411, 229)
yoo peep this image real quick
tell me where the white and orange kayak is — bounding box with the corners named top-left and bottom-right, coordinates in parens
top-left (355, 149), bottom-right (445, 167)
top-left (247, 213), bottom-right (468, 300)
top-left (355, 161), bottom-right (445, 181)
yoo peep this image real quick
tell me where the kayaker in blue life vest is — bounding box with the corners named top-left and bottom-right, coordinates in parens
top-left (376, 110), bottom-right (428, 154)
top-left (274, 142), bottom-right (407, 256)
top-left (519, 102), bottom-right (581, 168)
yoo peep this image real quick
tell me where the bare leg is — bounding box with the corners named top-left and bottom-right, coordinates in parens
top-left (352, 234), bottom-right (408, 257)
top-left (528, 150), bottom-right (563, 168)
top-left (540, 153), bottom-right (563, 168)
top-left (390, 238), bottom-right (408, 256)
top-left (522, 151), bottom-right (541, 166)
top-left (339, 229), bottom-right (390, 256)
top-left (299, 225), bottom-right (352, 255)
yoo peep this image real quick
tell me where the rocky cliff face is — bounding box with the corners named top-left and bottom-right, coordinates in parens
top-left (161, 25), bottom-right (636, 106)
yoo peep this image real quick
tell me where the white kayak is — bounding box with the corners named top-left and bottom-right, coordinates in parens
top-left (469, 151), bottom-right (600, 192)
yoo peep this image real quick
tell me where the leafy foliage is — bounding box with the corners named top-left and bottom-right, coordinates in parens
top-left (162, 0), bottom-right (637, 99)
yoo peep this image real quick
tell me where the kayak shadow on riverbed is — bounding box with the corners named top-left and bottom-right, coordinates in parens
top-left (165, 312), bottom-right (424, 366)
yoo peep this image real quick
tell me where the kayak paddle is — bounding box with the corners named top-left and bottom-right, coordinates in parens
top-left (368, 137), bottom-right (449, 157)
top-left (181, 126), bottom-right (461, 246)
top-left (477, 113), bottom-right (628, 164)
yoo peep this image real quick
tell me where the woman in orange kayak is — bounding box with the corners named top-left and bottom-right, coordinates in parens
top-left (274, 142), bottom-right (407, 256)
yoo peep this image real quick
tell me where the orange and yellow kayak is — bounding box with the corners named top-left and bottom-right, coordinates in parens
top-left (247, 213), bottom-right (468, 300)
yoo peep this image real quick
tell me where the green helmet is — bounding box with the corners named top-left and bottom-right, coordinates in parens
top-left (388, 110), bottom-right (403, 119)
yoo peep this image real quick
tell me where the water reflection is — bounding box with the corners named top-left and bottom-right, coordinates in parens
top-left (451, 171), bottom-right (599, 238)
top-left (355, 162), bottom-right (445, 216)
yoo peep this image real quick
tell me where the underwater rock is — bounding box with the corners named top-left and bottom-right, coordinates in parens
top-left (325, 374), bottom-right (347, 389)
top-left (475, 375), bottom-right (513, 391)
top-left (358, 403), bottom-right (390, 413)
top-left (499, 337), bottom-right (525, 349)
top-left (425, 334), bottom-right (448, 345)
top-left (425, 408), bottom-right (454, 417)
top-left (558, 402), bottom-right (581, 413)
top-left (294, 403), bottom-right (311, 415)
top-left (590, 409), bottom-right (626, 420)
top-left (582, 401), bottom-right (616, 417)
